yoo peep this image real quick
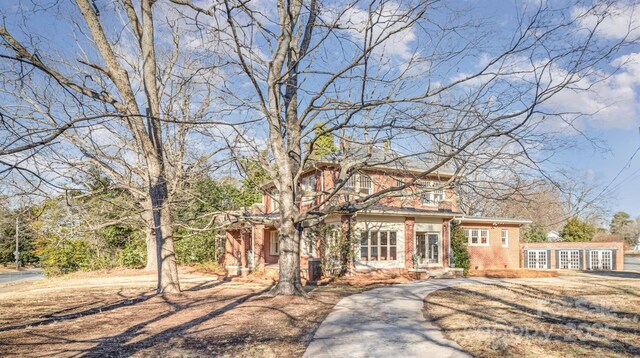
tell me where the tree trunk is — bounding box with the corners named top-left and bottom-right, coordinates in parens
top-left (270, 216), bottom-right (307, 296)
top-left (158, 199), bottom-right (180, 293)
top-left (142, 201), bottom-right (157, 271)
top-left (148, 162), bottom-right (181, 294)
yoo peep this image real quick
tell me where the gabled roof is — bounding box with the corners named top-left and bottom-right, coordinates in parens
top-left (314, 143), bottom-right (456, 177)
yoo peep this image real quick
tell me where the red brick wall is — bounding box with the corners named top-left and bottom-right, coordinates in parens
top-left (461, 223), bottom-right (521, 270)
top-left (320, 167), bottom-right (456, 212)
top-left (404, 217), bottom-right (416, 269)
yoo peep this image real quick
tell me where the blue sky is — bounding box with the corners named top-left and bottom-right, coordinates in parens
top-left (1, 0), bottom-right (639, 222)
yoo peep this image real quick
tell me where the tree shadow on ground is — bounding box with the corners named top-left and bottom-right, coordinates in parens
top-left (425, 281), bottom-right (640, 356)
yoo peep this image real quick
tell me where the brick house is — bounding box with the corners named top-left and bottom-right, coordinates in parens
top-left (223, 145), bottom-right (622, 276)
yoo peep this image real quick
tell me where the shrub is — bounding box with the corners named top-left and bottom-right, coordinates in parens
top-left (451, 222), bottom-right (470, 275)
top-left (522, 224), bottom-right (548, 242)
top-left (119, 234), bottom-right (147, 268)
top-left (35, 237), bottom-right (93, 276)
top-left (561, 217), bottom-right (596, 242)
top-left (175, 233), bottom-right (217, 264)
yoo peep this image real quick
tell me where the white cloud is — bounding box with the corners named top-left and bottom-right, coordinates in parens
top-left (573, 1), bottom-right (640, 40)
top-left (544, 52), bottom-right (640, 129)
top-left (330, 2), bottom-right (417, 60)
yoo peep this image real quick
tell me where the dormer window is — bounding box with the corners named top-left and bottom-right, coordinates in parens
top-left (345, 174), bottom-right (372, 196)
top-left (420, 181), bottom-right (445, 205)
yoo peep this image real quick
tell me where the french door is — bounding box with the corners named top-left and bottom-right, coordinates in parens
top-left (590, 250), bottom-right (612, 270)
top-left (416, 232), bottom-right (439, 265)
top-left (527, 250), bottom-right (548, 269)
top-left (559, 250), bottom-right (581, 270)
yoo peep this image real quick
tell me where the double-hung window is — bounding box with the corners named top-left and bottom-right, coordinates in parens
top-left (501, 230), bottom-right (509, 247)
top-left (420, 181), bottom-right (445, 205)
top-left (301, 175), bottom-right (316, 204)
top-left (465, 229), bottom-right (490, 246)
top-left (360, 231), bottom-right (397, 261)
top-left (269, 231), bottom-right (280, 255)
top-left (345, 174), bottom-right (373, 196)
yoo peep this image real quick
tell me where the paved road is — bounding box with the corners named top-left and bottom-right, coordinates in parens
top-left (624, 255), bottom-right (640, 272)
top-left (0, 269), bottom-right (43, 285)
top-left (304, 279), bottom-right (473, 358)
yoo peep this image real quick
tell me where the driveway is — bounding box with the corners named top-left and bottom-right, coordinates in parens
top-left (304, 279), bottom-right (473, 358)
top-left (0, 269), bottom-right (43, 285)
top-left (624, 255), bottom-right (640, 272)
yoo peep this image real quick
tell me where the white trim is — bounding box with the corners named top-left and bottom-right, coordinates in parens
top-left (458, 216), bottom-right (532, 225)
top-left (269, 230), bottom-right (279, 256)
top-left (527, 249), bottom-right (548, 269)
top-left (501, 229), bottom-right (509, 248)
top-left (465, 228), bottom-right (490, 247)
top-left (558, 249), bottom-right (580, 270)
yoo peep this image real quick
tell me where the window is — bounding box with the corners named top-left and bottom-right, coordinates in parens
top-left (527, 250), bottom-right (548, 269)
top-left (269, 192), bottom-right (279, 212)
top-left (269, 231), bottom-right (279, 255)
top-left (360, 231), bottom-right (397, 261)
top-left (301, 175), bottom-right (316, 192)
top-left (559, 250), bottom-right (580, 269)
top-left (358, 175), bottom-right (372, 195)
top-left (420, 181), bottom-right (445, 205)
top-left (301, 175), bottom-right (316, 205)
top-left (464, 229), bottom-right (490, 246)
top-left (590, 250), bottom-right (612, 270)
top-left (344, 174), bottom-right (373, 196)
top-left (301, 232), bottom-right (315, 256)
top-left (501, 230), bottom-right (509, 248)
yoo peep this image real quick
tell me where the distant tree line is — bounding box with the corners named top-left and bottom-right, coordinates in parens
top-left (0, 169), bottom-right (263, 276)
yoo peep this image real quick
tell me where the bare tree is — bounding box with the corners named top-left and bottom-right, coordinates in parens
top-left (0, 0), bottom-right (229, 292)
top-left (166, 0), bottom-right (636, 295)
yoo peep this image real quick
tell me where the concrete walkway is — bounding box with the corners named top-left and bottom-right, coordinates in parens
top-left (304, 279), bottom-right (472, 358)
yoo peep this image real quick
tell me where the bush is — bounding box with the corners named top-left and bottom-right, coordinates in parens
top-left (35, 237), bottom-right (93, 276)
top-left (522, 224), bottom-right (547, 242)
top-left (119, 235), bottom-right (147, 268)
top-left (451, 222), bottom-right (470, 275)
top-left (175, 233), bottom-right (217, 264)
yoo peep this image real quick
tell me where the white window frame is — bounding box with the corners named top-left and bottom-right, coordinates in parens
top-left (501, 230), bottom-right (509, 248)
top-left (527, 249), bottom-right (548, 269)
top-left (559, 250), bottom-right (580, 270)
top-left (300, 175), bottom-right (316, 205)
top-left (419, 181), bottom-right (445, 205)
top-left (345, 174), bottom-right (373, 196)
top-left (301, 230), bottom-right (316, 257)
top-left (269, 192), bottom-right (279, 212)
top-left (590, 250), bottom-right (612, 270)
top-left (360, 231), bottom-right (398, 261)
top-left (465, 229), bottom-right (490, 246)
top-left (269, 231), bottom-right (280, 256)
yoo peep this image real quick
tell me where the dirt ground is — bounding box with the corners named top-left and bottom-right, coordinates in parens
top-left (0, 269), bottom-right (365, 357)
top-left (424, 276), bottom-right (640, 357)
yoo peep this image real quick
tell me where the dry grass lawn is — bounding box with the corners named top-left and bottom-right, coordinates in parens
top-left (0, 269), bottom-right (364, 357)
top-left (425, 276), bottom-right (640, 357)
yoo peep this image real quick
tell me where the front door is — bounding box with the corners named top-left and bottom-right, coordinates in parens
top-left (416, 232), bottom-right (440, 265)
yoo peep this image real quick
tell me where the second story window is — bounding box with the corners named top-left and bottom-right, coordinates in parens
top-left (269, 191), bottom-right (279, 212)
top-left (420, 181), bottom-right (445, 205)
top-left (344, 174), bottom-right (373, 196)
top-left (301, 175), bottom-right (316, 192)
